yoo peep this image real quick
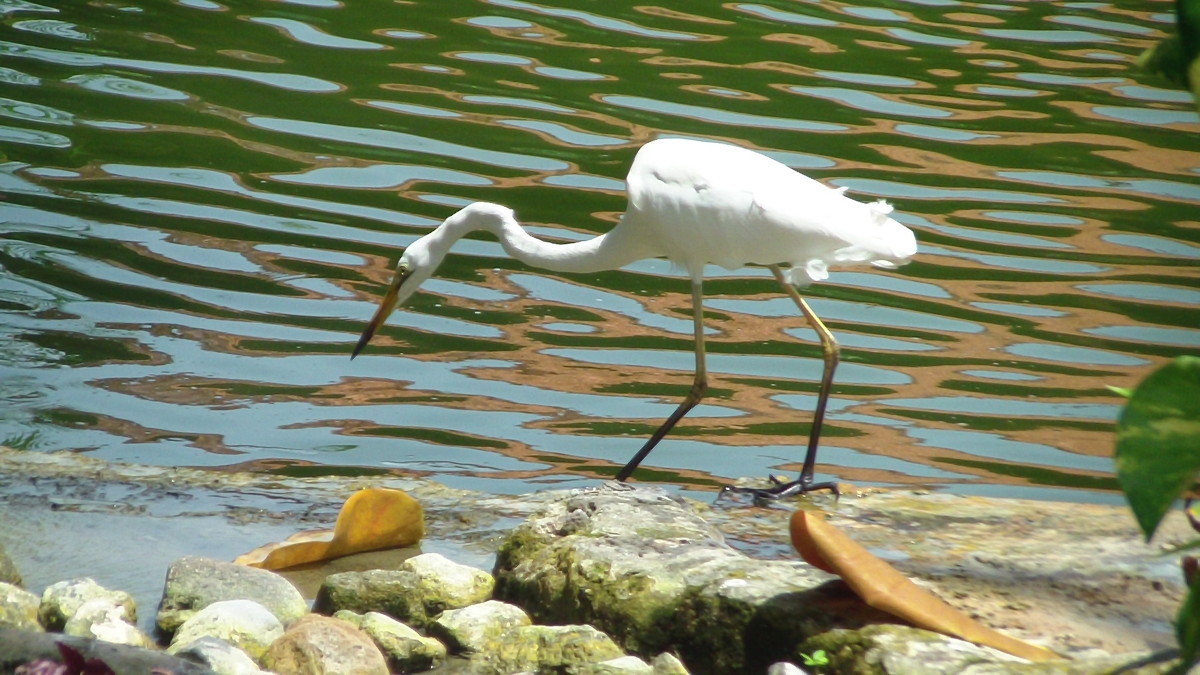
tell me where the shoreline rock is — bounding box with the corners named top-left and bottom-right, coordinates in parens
top-left (0, 448), bottom-right (1192, 673)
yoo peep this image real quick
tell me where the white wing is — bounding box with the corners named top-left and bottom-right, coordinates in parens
top-left (624, 138), bottom-right (916, 282)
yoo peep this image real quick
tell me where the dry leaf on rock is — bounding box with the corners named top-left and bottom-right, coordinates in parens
top-left (790, 509), bottom-right (1058, 662)
top-left (236, 487), bottom-right (424, 570)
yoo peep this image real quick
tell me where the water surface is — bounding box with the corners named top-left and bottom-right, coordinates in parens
top-left (1, 0), bottom-right (1198, 504)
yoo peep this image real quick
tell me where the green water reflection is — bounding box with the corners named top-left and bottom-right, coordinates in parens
top-left (0, 0), bottom-right (1197, 503)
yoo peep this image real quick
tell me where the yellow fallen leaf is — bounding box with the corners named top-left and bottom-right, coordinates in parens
top-left (790, 510), bottom-right (1059, 663)
top-left (236, 487), bottom-right (424, 570)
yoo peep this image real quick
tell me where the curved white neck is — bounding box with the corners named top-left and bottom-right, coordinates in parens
top-left (431, 202), bottom-right (657, 274)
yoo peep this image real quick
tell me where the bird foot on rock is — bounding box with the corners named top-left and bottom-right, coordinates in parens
top-left (603, 480), bottom-right (637, 492)
top-left (718, 474), bottom-right (840, 505)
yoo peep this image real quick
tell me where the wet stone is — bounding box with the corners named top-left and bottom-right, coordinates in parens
top-left (469, 623), bottom-right (627, 674)
top-left (0, 583), bottom-right (40, 631)
top-left (169, 635), bottom-right (267, 675)
top-left (401, 552), bottom-right (494, 613)
top-left (62, 596), bottom-right (153, 648)
top-left (157, 556), bottom-right (306, 635)
top-left (428, 599), bottom-right (532, 654)
top-left (262, 614), bottom-right (388, 675)
top-left (335, 609), bottom-right (447, 672)
top-left (577, 655), bottom-right (655, 674)
top-left (0, 629), bottom-right (214, 674)
top-left (315, 569), bottom-right (426, 627)
top-left (651, 652), bottom-right (690, 674)
top-left (315, 553), bottom-right (494, 630)
top-left (39, 578), bottom-right (136, 633)
top-left (167, 599), bottom-right (283, 661)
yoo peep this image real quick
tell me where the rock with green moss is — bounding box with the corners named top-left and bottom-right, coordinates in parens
top-left (499, 485), bottom-right (1171, 667)
top-left (804, 625), bottom-right (1022, 674)
top-left (39, 578), bottom-right (136, 633)
top-left (335, 609), bottom-right (447, 672)
top-left (166, 599), bottom-right (283, 661)
top-left (157, 557), bottom-right (305, 635)
top-left (316, 554), bottom-right (493, 630)
top-left (468, 623), bottom-right (627, 674)
top-left (0, 583), bottom-right (40, 631)
top-left (798, 624), bottom-right (1164, 674)
top-left (316, 570), bottom-right (426, 627)
top-left (63, 597), bottom-right (153, 648)
top-left (572, 652), bottom-right (693, 674)
top-left (493, 484), bottom-right (843, 672)
top-left (428, 599), bottom-right (531, 653)
top-left (402, 552), bottom-right (494, 613)
top-left (495, 484), bottom-right (1160, 674)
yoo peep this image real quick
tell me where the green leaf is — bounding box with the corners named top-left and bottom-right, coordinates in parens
top-left (801, 650), bottom-right (829, 667)
top-left (1115, 356), bottom-right (1200, 540)
top-left (1106, 385), bottom-right (1133, 398)
top-left (1136, 34), bottom-right (1190, 87)
top-left (1177, 576), bottom-right (1200, 670)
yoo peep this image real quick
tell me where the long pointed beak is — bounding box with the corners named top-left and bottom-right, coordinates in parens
top-left (351, 269), bottom-right (406, 359)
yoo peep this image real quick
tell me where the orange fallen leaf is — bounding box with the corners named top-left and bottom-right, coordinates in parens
top-left (235, 487), bottom-right (424, 570)
top-left (790, 509), bottom-right (1059, 662)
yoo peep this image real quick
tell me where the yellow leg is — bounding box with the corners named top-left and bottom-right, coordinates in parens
top-left (769, 265), bottom-right (840, 488)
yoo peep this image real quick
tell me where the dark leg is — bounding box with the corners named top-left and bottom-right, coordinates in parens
top-left (724, 265), bottom-right (840, 499)
top-left (616, 279), bottom-right (708, 482)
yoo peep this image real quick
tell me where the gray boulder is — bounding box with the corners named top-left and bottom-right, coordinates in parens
top-left (493, 484), bottom-right (839, 672)
top-left (170, 636), bottom-right (267, 675)
top-left (167, 599), bottom-right (284, 661)
top-left (315, 554), bottom-right (492, 629)
top-left (315, 569), bottom-right (427, 627)
top-left (157, 556), bottom-right (306, 634)
top-left (0, 628), bottom-right (213, 674)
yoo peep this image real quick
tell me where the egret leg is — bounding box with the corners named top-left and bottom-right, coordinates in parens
top-left (724, 265), bottom-right (840, 499)
top-left (615, 279), bottom-right (708, 482)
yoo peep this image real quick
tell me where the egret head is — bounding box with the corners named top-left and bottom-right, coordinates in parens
top-left (351, 238), bottom-right (437, 359)
top-left (351, 203), bottom-right (514, 360)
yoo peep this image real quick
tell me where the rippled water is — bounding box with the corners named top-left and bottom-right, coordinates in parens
top-left (1, 0), bottom-right (1197, 504)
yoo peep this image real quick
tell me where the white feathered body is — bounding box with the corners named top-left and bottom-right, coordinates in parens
top-left (621, 138), bottom-right (916, 283)
top-left (358, 138), bottom-right (919, 488)
top-left (386, 138), bottom-right (918, 308)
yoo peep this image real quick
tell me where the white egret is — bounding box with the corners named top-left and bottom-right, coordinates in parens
top-left (352, 138), bottom-right (917, 498)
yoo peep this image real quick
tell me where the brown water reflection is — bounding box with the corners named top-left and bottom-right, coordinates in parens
top-left (0, 0), bottom-right (1196, 503)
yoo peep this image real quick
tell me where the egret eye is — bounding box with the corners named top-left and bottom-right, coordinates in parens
top-left (395, 261), bottom-right (414, 280)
